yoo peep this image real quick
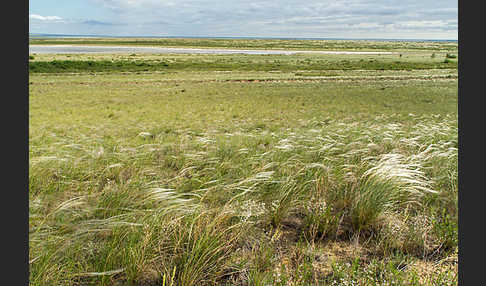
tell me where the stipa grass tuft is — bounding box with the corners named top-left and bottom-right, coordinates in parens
top-left (351, 153), bottom-right (436, 230)
top-left (151, 208), bottom-right (247, 286)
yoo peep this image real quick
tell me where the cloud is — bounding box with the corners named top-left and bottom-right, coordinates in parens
top-left (82, 20), bottom-right (115, 26)
top-left (29, 14), bottom-right (63, 22)
top-left (31, 0), bottom-right (458, 39)
top-left (391, 20), bottom-right (458, 31)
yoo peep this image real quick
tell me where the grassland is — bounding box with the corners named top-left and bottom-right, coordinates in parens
top-left (29, 37), bottom-right (458, 51)
top-left (29, 39), bottom-right (458, 285)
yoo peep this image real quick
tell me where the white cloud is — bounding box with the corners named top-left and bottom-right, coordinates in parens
top-left (391, 20), bottom-right (457, 31)
top-left (29, 14), bottom-right (63, 22)
top-left (31, 0), bottom-right (458, 39)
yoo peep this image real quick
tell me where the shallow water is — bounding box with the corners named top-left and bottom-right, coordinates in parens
top-left (29, 45), bottom-right (395, 55)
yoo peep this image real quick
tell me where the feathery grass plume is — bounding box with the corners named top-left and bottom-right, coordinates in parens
top-left (30, 156), bottom-right (69, 165)
top-left (73, 214), bottom-right (143, 238)
top-left (139, 187), bottom-right (201, 216)
top-left (351, 153), bottom-right (436, 231)
top-left (30, 195), bottom-right (92, 242)
top-left (72, 268), bottom-right (125, 277)
top-left (52, 196), bottom-right (89, 215)
top-left (224, 170), bottom-right (276, 204)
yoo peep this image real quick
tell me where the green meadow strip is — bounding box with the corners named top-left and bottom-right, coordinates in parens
top-left (29, 58), bottom-right (457, 73)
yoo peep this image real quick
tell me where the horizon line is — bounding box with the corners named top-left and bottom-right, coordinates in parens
top-left (29, 33), bottom-right (458, 42)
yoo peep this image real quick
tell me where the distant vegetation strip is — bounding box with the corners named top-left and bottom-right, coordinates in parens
top-left (29, 59), bottom-right (457, 73)
top-left (29, 38), bottom-right (458, 51)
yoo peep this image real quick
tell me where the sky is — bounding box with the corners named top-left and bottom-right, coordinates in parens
top-left (29, 0), bottom-right (458, 40)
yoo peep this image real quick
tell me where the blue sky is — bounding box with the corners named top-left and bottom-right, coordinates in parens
top-left (29, 0), bottom-right (458, 40)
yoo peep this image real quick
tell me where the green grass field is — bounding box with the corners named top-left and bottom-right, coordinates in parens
top-left (29, 37), bottom-right (458, 51)
top-left (29, 38), bottom-right (458, 285)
